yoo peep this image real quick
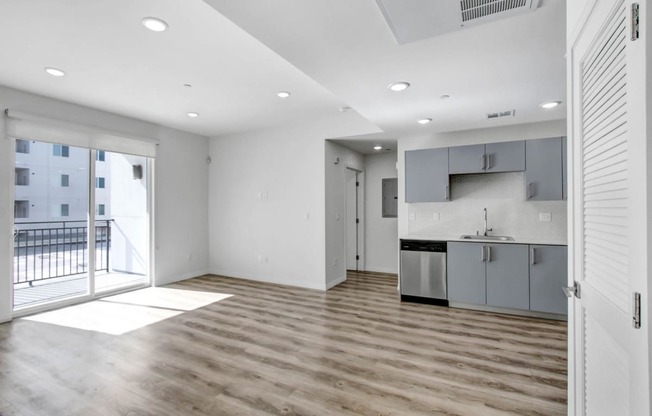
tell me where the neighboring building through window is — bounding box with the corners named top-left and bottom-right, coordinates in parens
top-left (15, 168), bottom-right (30, 186)
top-left (61, 174), bottom-right (69, 187)
top-left (96, 177), bottom-right (105, 189)
top-left (96, 150), bottom-right (106, 161)
top-left (96, 204), bottom-right (105, 216)
top-left (53, 144), bottom-right (69, 157)
top-left (60, 204), bottom-right (69, 217)
top-left (14, 201), bottom-right (29, 219)
top-left (15, 139), bottom-right (30, 154)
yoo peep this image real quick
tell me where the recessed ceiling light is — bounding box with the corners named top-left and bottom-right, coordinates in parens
top-left (339, 106), bottom-right (352, 112)
top-left (183, 83), bottom-right (192, 88)
top-left (142, 17), bottom-right (168, 32)
top-left (374, 145), bottom-right (383, 150)
top-left (187, 112), bottom-right (199, 118)
top-left (388, 82), bottom-right (410, 92)
top-left (540, 101), bottom-right (562, 109)
top-left (417, 118), bottom-right (432, 125)
top-left (44, 67), bottom-right (65, 77)
top-left (277, 91), bottom-right (291, 98)
top-left (440, 94), bottom-right (451, 99)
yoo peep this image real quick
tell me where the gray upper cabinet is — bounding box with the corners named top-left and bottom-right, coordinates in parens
top-left (405, 148), bottom-right (449, 203)
top-left (447, 242), bottom-right (486, 305)
top-left (449, 141), bottom-right (525, 174)
top-left (525, 137), bottom-right (563, 200)
top-left (529, 245), bottom-right (568, 315)
top-left (485, 244), bottom-right (529, 310)
top-left (448, 144), bottom-right (486, 174)
top-left (485, 141), bottom-right (525, 173)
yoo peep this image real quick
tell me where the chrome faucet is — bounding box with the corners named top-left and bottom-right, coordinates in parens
top-left (482, 207), bottom-right (492, 237)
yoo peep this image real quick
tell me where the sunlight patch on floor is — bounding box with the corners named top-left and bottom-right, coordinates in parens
top-left (22, 287), bottom-right (233, 335)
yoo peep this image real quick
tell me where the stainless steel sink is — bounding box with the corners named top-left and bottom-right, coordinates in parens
top-left (459, 235), bottom-right (515, 241)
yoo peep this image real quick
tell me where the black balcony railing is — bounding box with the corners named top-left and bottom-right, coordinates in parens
top-left (13, 220), bottom-right (112, 285)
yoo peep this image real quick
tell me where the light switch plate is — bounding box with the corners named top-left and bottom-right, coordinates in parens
top-left (539, 212), bottom-right (552, 222)
top-left (432, 212), bottom-right (440, 221)
top-left (409, 213), bottom-right (416, 221)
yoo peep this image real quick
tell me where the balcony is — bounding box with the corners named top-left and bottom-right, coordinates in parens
top-left (13, 220), bottom-right (147, 308)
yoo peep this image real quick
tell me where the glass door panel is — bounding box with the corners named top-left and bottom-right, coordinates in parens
top-left (13, 141), bottom-right (90, 308)
top-left (95, 151), bottom-right (149, 293)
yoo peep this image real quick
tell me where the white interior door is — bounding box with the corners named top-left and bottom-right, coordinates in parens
top-left (346, 168), bottom-right (358, 271)
top-left (568, 1), bottom-right (650, 415)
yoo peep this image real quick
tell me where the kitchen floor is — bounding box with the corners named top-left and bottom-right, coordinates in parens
top-left (0, 271), bottom-right (567, 415)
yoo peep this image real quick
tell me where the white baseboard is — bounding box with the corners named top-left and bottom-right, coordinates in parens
top-left (364, 266), bottom-right (398, 275)
top-left (154, 268), bottom-right (210, 286)
top-left (209, 269), bottom-right (325, 291)
top-left (325, 274), bottom-right (347, 290)
top-left (0, 314), bottom-right (11, 324)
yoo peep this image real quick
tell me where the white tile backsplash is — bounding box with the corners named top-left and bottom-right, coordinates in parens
top-left (408, 172), bottom-right (567, 242)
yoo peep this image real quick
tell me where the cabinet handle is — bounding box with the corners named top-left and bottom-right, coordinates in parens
top-left (487, 153), bottom-right (493, 170)
top-left (487, 246), bottom-right (492, 262)
top-left (481, 154), bottom-right (486, 170)
top-left (527, 182), bottom-right (534, 199)
top-left (530, 248), bottom-right (536, 265)
top-left (481, 245), bottom-right (486, 262)
top-left (445, 185), bottom-right (449, 201)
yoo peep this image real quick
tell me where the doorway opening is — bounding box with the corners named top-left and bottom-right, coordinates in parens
top-left (345, 167), bottom-right (364, 272)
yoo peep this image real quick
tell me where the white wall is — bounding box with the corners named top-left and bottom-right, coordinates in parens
top-left (0, 86), bottom-right (210, 321)
top-left (397, 120), bottom-right (567, 238)
top-left (364, 152), bottom-right (399, 274)
top-left (325, 141), bottom-right (364, 287)
top-left (208, 115), bottom-right (377, 291)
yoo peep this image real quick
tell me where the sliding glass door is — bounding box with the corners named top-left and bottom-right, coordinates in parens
top-left (12, 140), bottom-right (150, 311)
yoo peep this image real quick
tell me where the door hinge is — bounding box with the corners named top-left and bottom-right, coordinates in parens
top-left (632, 3), bottom-right (640, 41)
top-left (356, 255), bottom-right (359, 260)
top-left (563, 281), bottom-right (581, 299)
top-left (356, 181), bottom-right (359, 187)
top-left (356, 218), bottom-right (359, 224)
top-left (633, 292), bottom-right (642, 329)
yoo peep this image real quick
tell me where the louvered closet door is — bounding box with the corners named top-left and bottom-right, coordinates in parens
top-left (569, 1), bottom-right (649, 415)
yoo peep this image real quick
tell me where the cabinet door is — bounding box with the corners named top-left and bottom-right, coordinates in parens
top-left (485, 141), bottom-right (525, 173)
top-left (382, 178), bottom-right (398, 218)
top-left (529, 245), bottom-right (568, 314)
top-left (447, 242), bottom-right (486, 304)
top-left (448, 144), bottom-right (486, 174)
top-left (405, 148), bottom-right (449, 202)
top-left (486, 244), bottom-right (529, 310)
top-left (524, 137), bottom-right (563, 200)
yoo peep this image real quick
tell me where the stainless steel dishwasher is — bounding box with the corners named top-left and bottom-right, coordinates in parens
top-left (400, 240), bottom-right (448, 306)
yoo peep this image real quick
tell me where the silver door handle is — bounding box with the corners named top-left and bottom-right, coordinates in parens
top-left (481, 245), bottom-right (486, 262)
top-left (530, 248), bottom-right (535, 265)
top-left (527, 182), bottom-right (534, 199)
top-left (487, 153), bottom-right (493, 170)
top-left (486, 246), bottom-right (491, 262)
top-left (562, 286), bottom-right (575, 298)
top-left (445, 185), bottom-right (449, 201)
top-left (481, 154), bottom-right (486, 170)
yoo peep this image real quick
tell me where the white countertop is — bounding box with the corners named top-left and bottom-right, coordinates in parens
top-left (400, 234), bottom-right (567, 246)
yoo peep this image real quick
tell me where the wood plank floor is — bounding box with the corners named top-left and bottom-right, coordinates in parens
top-left (0, 272), bottom-right (567, 415)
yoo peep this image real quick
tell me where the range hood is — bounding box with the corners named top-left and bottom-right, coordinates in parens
top-left (376, 0), bottom-right (541, 44)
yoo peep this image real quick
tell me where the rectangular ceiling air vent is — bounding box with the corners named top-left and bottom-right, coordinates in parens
top-left (376, 0), bottom-right (540, 44)
top-left (486, 109), bottom-right (516, 119)
top-left (461, 0), bottom-right (529, 23)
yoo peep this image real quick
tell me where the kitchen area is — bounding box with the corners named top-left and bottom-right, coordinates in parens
top-left (398, 127), bottom-right (568, 320)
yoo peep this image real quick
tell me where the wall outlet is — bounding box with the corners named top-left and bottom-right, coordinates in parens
top-left (432, 212), bottom-right (440, 221)
top-left (336, 213), bottom-right (340, 221)
top-left (333, 257), bottom-right (338, 266)
top-left (409, 213), bottom-right (416, 221)
top-left (305, 213), bottom-right (310, 220)
top-left (539, 212), bottom-right (552, 222)
top-left (257, 255), bottom-right (264, 263)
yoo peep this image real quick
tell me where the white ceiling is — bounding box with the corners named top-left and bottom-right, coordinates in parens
top-left (0, 0), bottom-right (566, 146)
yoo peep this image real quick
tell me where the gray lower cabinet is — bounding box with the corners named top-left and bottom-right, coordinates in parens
top-left (485, 141), bottom-right (525, 173)
top-left (525, 137), bottom-right (563, 200)
top-left (447, 242), bottom-right (487, 305)
top-left (405, 148), bottom-right (449, 202)
top-left (529, 245), bottom-right (568, 314)
top-left (485, 244), bottom-right (529, 310)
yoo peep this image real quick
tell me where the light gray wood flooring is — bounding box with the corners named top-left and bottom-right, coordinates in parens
top-left (0, 272), bottom-right (567, 415)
